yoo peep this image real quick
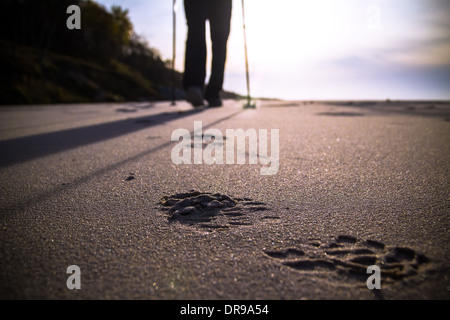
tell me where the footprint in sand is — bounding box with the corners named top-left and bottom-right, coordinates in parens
top-left (264, 235), bottom-right (431, 284)
top-left (159, 190), bottom-right (270, 231)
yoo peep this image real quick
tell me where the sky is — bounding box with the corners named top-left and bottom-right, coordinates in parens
top-left (96, 0), bottom-right (450, 100)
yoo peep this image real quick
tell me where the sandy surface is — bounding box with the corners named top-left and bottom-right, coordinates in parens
top-left (0, 99), bottom-right (449, 299)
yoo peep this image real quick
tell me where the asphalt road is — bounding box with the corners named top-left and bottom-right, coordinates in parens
top-left (0, 99), bottom-right (449, 299)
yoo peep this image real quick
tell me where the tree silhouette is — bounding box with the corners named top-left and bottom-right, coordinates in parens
top-left (0, 0), bottom-right (183, 104)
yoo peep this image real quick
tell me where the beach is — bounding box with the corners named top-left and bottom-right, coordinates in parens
top-left (0, 99), bottom-right (449, 299)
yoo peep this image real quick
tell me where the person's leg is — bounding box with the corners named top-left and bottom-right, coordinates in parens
top-left (183, 0), bottom-right (207, 94)
top-left (205, 0), bottom-right (232, 105)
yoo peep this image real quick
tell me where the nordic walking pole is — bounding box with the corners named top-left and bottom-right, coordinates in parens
top-left (171, 0), bottom-right (176, 106)
top-left (241, 0), bottom-right (255, 108)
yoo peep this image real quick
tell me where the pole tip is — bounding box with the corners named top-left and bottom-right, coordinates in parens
top-left (243, 102), bottom-right (256, 109)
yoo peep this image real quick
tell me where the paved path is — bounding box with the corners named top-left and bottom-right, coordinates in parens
top-left (0, 100), bottom-right (449, 299)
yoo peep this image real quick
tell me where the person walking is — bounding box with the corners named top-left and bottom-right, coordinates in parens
top-left (183, 0), bottom-right (232, 107)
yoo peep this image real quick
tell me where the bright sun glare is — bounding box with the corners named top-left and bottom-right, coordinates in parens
top-left (98, 0), bottom-right (450, 100)
top-left (225, 0), bottom-right (373, 98)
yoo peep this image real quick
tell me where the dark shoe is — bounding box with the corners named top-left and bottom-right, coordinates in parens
top-left (185, 87), bottom-right (204, 107)
top-left (207, 97), bottom-right (223, 108)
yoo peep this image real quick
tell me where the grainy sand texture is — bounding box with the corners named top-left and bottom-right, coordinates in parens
top-left (0, 100), bottom-right (449, 299)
